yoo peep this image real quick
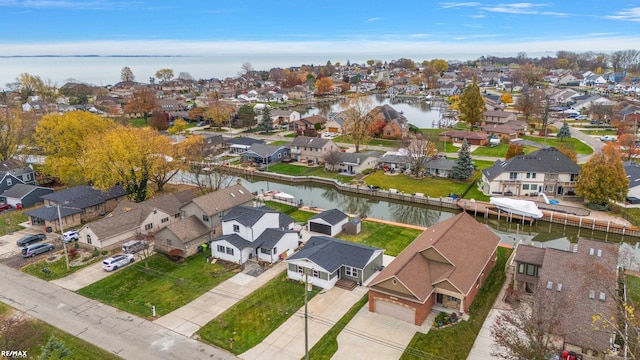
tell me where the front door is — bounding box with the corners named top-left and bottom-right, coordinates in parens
top-left (436, 293), bottom-right (443, 304)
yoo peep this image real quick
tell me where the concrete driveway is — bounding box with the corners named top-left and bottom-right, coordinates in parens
top-left (51, 257), bottom-right (114, 291)
top-left (240, 286), bottom-right (368, 360)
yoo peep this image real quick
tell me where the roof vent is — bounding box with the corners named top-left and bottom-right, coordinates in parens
top-left (230, 193), bottom-right (236, 198)
top-left (589, 290), bottom-right (595, 299)
top-left (597, 249), bottom-right (602, 258)
top-left (556, 283), bottom-right (562, 292)
top-left (546, 281), bottom-right (553, 290)
top-left (572, 244), bottom-right (578, 253)
top-left (589, 248), bottom-right (594, 256)
top-left (599, 292), bottom-right (606, 301)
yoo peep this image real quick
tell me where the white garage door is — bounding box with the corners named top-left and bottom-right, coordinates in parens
top-left (374, 299), bottom-right (415, 324)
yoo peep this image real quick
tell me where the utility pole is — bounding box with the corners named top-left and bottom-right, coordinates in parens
top-left (56, 203), bottom-right (70, 271)
top-left (304, 269), bottom-right (310, 360)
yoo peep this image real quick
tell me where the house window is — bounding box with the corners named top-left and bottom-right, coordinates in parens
top-left (570, 173), bottom-right (578, 181)
top-left (518, 263), bottom-right (525, 274)
top-left (203, 214), bottom-right (209, 222)
top-left (589, 290), bottom-right (596, 299)
top-left (313, 270), bottom-right (319, 278)
top-left (522, 184), bottom-right (529, 190)
top-left (233, 224), bottom-right (240, 233)
top-left (297, 266), bottom-right (304, 274)
top-left (166, 239), bottom-right (172, 246)
top-left (345, 266), bottom-right (357, 277)
top-left (145, 223), bottom-right (153, 231)
top-left (509, 172), bottom-right (517, 180)
top-left (599, 292), bottom-right (606, 301)
top-left (260, 248), bottom-right (270, 254)
top-left (226, 247), bottom-right (234, 255)
top-left (526, 172), bottom-right (536, 179)
top-left (218, 211), bottom-right (224, 218)
top-left (25, 173), bottom-right (31, 181)
top-left (526, 264), bottom-right (535, 276)
top-left (86, 234), bottom-right (92, 244)
top-left (161, 217), bottom-right (169, 223)
top-left (6, 179), bottom-right (11, 186)
top-left (217, 245), bottom-right (225, 253)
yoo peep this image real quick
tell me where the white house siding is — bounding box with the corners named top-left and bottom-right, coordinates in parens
top-left (140, 210), bottom-right (175, 234)
top-left (78, 227), bottom-right (134, 250)
top-left (286, 260), bottom-right (337, 290)
top-left (257, 233), bottom-right (298, 263)
top-left (211, 239), bottom-right (252, 264)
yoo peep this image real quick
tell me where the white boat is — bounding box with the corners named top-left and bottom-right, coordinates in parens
top-left (489, 197), bottom-right (543, 219)
top-left (272, 191), bottom-right (295, 200)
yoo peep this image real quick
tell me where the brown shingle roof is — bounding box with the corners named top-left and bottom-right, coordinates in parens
top-left (190, 184), bottom-right (254, 215)
top-left (369, 212), bottom-right (500, 302)
top-left (163, 215), bottom-right (210, 244)
top-left (514, 245), bottom-right (546, 266)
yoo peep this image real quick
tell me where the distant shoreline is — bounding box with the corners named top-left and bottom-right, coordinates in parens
top-left (0, 55), bottom-right (189, 58)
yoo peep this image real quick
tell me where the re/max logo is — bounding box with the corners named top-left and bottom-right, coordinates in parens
top-left (1, 351), bottom-right (27, 358)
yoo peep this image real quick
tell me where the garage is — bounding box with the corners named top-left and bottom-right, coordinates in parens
top-left (309, 222), bottom-right (331, 235)
top-left (374, 299), bottom-right (415, 324)
top-left (328, 127), bottom-right (339, 133)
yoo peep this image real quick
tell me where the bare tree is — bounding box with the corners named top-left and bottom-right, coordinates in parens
top-left (241, 62), bottom-right (254, 75)
top-left (403, 133), bottom-right (437, 176)
top-left (178, 135), bottom-right (234, 194)
top-left (324, 148), bottom-right (342, 172)
top-left (120, 66), bottom-right (135, 82)
top-left (342, 94), bottom-right (374, 153)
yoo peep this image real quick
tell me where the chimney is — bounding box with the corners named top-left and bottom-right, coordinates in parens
top-left (236, 178), bottom-right (242, 185)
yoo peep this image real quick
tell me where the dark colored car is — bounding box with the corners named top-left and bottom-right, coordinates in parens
top-left (16, 233), bottom-right (47, 247)
top-left (0, 203), bottom-right (10, 212)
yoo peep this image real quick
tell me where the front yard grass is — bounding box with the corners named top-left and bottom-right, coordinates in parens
top-left (336, 221), bottom-right (422, 256)
top-left (521, 135), bottom-right (593, 154)
top-left (627, 274), bottom-right (640, 305)
top-left (264, 201), bottom-right (317, 223)
top-left (265, 163), bottom-right (353, 183)
top-left (332, 136), bottom-right (400, 148)
top-left (0, 209), bottom-right (29, 234)
top-left (305, 294), bottom-right (368, 360)
top-left (22, 250), bottom-right (104, 280)
top-left (364, 171), bottom-right (471, 198)
top-left (268, 140), bottom-right (291, 146)
top-left (197, 272), bottom-right (320, 355)
top-left (77, 252), bottom-right (236, 318)
top-left (0, 304), bottom-right (120, 360)
top-left (471, 143), bottom-right (538, 157)
top-left (400, 246), bottom-right (511, 360)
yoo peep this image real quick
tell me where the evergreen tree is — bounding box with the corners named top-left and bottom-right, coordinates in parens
top-left (39, 336), bottom-right (73, 360)
top-left (458, 76), bottom-right (486, 127)
top-left (236, 104), bottom-right (256, 129)
top-left (576, 145), bottom-right (629, 206)
top-left (556, 121), bottom-right (572, 142)
top-left (450, 139), bottom-right (475, 180)
top-left (258, 106), bottom-right (273, 132)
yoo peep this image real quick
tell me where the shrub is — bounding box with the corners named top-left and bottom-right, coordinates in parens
top-left (68, 248), bottom-right (79, 259)
top-left (92, 247), bottom-right (99, 258)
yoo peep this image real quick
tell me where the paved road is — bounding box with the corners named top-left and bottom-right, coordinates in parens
top-left (0, 264), bottom-right (237, 360)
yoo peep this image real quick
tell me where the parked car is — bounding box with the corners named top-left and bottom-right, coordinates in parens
top-left (16, 233), bottom-right (47, 247)
top-left (62, 230), bottom-right (79, 243)
top-left (21, 243), bottom-right (54, 257)
top-left (590, 119), bottom-right (604, 125)
top-left (121, 240), bottom-right (149, 254)
top-left (575, 115), bottom-right (588, 120)
top-left (102, 254), bottom-right (135, 271)
top-left (0, 203), bottom-right (11, 212)
top-left (600, 135), bottom-right (618, 142)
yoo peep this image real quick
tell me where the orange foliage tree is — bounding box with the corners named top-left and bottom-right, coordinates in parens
top-left (315, 77), bottom-right (334, 96)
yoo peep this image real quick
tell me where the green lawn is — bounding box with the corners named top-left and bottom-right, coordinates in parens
top-left (521, 135), bottom-right (593, 154)
top-left (128, 117), bottom-right (147, 127)
top-left (268, 140), bottom-right (291, 146)
top-left (197, 272), bottom-right (320, 354)
top-left (305, 294), bottom-right (368, 360)
top-left (0, 303), bottom-right (119, 360)
top-left (463, 185), bottom-right (490, 202)
top-left (418, 128), bottom-right (460, 153)
top-left (265, 163), bottom-right (353, 182)
top-left (580, 129), bottom-right (617, 136)
top-left (473, 159), bottom-right (497, 170)
top-left (78, 252), bottom-right (236, 318)
top-left (627, 274), bottom-right (640, 305)
top-left (364, 171), bottom-right (471, 198)
top-left (336, 221), bottom-right (422, 256)
top-left (401, 247), bottom-right (512, 360)
top-left (22, 251), bottom-right (105, 280)
top-left (0, 209), bottom-right (28, 235)
top-left (264, 201), bottom-right (317, 223)
top-left (332, 136), bottom-right (400, 148)
top-left (471, 143), bottom-right (538, 157)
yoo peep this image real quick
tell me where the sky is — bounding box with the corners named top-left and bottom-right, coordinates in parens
top-left (0, 1), bottom-right (640, 60)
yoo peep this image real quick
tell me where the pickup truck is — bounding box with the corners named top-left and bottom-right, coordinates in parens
top-left (600, 135), bottom-right (617, 142)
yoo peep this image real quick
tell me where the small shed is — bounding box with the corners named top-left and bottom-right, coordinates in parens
top-left (343, 217), bottom-right (362, 235)
top-left (307, 208), bottom-right (348, 236)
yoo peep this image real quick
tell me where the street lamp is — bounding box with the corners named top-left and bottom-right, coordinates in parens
top-left (56, 203), bottom-right (70, 271)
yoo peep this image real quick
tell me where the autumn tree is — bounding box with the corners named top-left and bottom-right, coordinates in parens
top-left (168, 118), bottom-right (188, 135)
top-left (315, 77), bottom-right (334, 95)
top-left (124, 86), bottom-right (158, 123)
top-left (590, 104), bottom-right (614, 123)
top-left (155, 68), bottom-right (174, 83)
top-left (556, 121), bottom-right (572, 141)
top-left (450, 140), bottom-right (474, 180)
top-left (205, 102), bottom-right (235, 128)
top-left (342, 94), bottom-right (374, 153)
top-left (515, 63), bottom-right (545, 86)
top-left (148, 110), bottom-right (169, 131)
top-left (403, 133), bottom-right (437, 176)
top-left (556, 143), bottom-right (578, 163)
top-left (368, 118), bottom-right (386, 137)
top-left (120, 66), bottom-right (135, 82)
top-left (178, 135), bottom-right (235, 194)
top-left (375, 80), bottom-right (388, 90)
top-left (515, 89), bottom-right (542, 121)
top-left (16, 73), bottom-right (58, 112)
top-left (576, 145), bottom-right (629, 206)
top-left (458, 77), bottom-right (485, 127)
top-left (177, 72), bottom-right (193, 81)
top-left (83, 127), bottom-right (177, 201)
top-left (500, 93), bottom-right (513, 104)
top-left (35, 111), bottom-right (115, 185)
top-left (0, 107), bottom-right (35, 160)
top-left (505, 143), bottom-right (524, 159)
top-left (617, 133), bottom-right (640, 161)
top-left (188, 107), bottom-right (205, 122)
top-left (430, 59), bottom-right (448, 74)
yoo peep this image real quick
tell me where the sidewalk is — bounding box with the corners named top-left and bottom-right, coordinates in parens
top-left (154, 261), bottom-right (286, 337)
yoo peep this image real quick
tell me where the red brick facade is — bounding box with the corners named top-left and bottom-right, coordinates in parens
top-left (464, 248), bottom-right (497, 312)
top-left (368, 290), bottom-right (435, 326)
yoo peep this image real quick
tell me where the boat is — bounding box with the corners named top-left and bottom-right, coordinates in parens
top-left (489, 197), bottom-right (543, 219)
top-left (272, 191), bottom-right (295, 200)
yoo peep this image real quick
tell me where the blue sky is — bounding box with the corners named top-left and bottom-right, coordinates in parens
top-left (1, 1), bottom-right (640, 59)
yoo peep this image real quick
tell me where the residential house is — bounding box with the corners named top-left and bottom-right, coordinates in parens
top-left (624, 161), bottom-right (640, 204)
top-left (368, 212), bottom-right (500, 325)
top-left (179, 182), bottom-right (255, 237)
top-left (201, 134), bottom-right (227, 156)
top-left (155, 215), bottom-right (211, 257)
top-left (558, 73), bottom-right (583, 86)
top-left (210, 206), bottom-right (297, 264)
top-left (77, 190), bottom-right (194, 250)
top-left (439, 130), bottom-right (489, 146)
top-left (328, 151), bottom-right (381, 174)
top-left (0, 159), bottom-right (36, 194)
top-left (26, 185), bottom-right (127, 233)
top-left (286, 236), bottom-right (384, 290)
top-left (572, 95), bottom-right (615, 112)
top-left (480, 120), bottom-right (527, 140)
top-left (481, 147), bottom-right (581, 197)
top-left (438, 82), bottom-right (460, 96)
top-left (270, 109), bottom-right (300, 129)
top-left (242, 144), bottom-right (290, 166)
top-left (0, 184), bottom-right (53, 209)
top-left (423, 157), bottom-right (456, 178)
top-left (294, 115), bottom-right (328, 132)
top-left (482, 110), bottom-right (517, 124)
top-left (369, 105), bottom-right (409, 140)
top-left (307, 208), bottom-right (348, 236)
top-left (290, 136), bottom-right (339, 164)
top-left (379, 153), bottom-right (410, 171)
top-left (512, 239), bottom-right (619, 356)
top-left (325, 112), bottom-right (346, 134)
top-left (225, 137), bottom-right (266, 154)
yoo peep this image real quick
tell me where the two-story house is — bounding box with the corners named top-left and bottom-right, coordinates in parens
top-left (270, 109), bottom-right (300, 129)
top-left (481, 147), bottom-right (580, 197)
top-left (210, 206), bottom-right (297, 264)
top-left (290, 136), bottom-right (338, 165)
top-left (512, 239), bottom-right (619, 357)
top-left (0, 159), bottom-right (36, 194)
top-left (482, 110), bottom-right (518, 124)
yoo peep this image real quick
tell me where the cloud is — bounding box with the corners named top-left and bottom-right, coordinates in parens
top-left (469, 13), bottom-right (486, 18)
top-left (365, 17), bottom-right (382, 23)
top-left (408, 34), bottom-right (431, 38)
top-left (481, 2), bottom-right (547, 14)
top-left (606, 7), bottom-right (640, 21)
top-left (0, 0), bottom-right (136, 10)
top-left (440, 2), bottom-right (481, 9)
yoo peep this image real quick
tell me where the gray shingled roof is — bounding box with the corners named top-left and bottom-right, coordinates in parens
top-left (26, 205), bottom-right (82, 221)
top-left (163, 215), bottom-right (210, 244)
top-left (212, 233), bottom-right (254, 250)
top-left (290, 136), bottom-right (331, 148)
top-left (337, 151), bottom-right (381, 165)
top-left (309, 208), bottom-right (348, 225)
top-left (222, 205), bottom-right (294, 228)
top-left (244, 144), bottom-right (287, 157)
top-left (2, 184), bottom-right (51, 198)
top-left (225, 137), bottom-right (265, 146)
top-left (482, 147), bottom-right (581, 182)
top-left (287, 236), bottom-right (382, 272)
top-left (190, 184), bottom-right (255, 215)
top-left (256, 228), bottom-right (294, 249)
top-left (40, 185), bottom-right (127, 209)
top-left (624, 161), bottom-right (640, 189)
top-left (424, 157), bottom-right (455, 170)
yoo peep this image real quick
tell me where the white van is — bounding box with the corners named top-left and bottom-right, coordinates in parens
top-left (121, 240), bottom-right (149, 254)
